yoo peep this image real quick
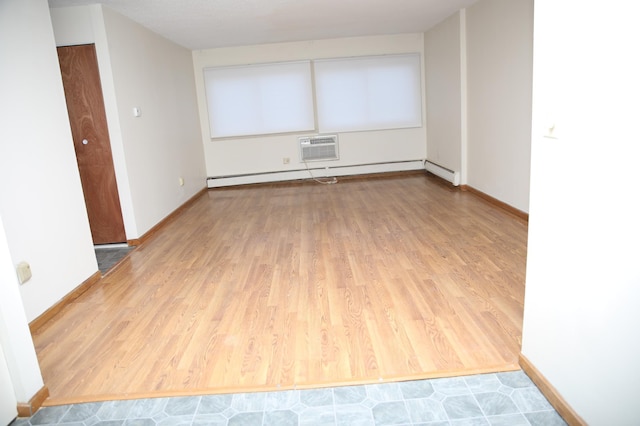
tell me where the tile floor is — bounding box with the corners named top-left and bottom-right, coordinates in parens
top-left (10, 371), bottom-right (567, 426)
top-left (94, 246), bottom-right (134, 274)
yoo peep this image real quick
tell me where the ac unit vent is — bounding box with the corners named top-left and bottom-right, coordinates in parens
top-left (299, 135), bottom-right (339, 162)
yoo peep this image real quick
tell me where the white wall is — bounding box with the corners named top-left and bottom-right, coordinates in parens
top-left (424, 12), bottom-right (463, 174)
top-left (192, 34), bottom-right (427, 181)
top-left (0, 215), bottom-right (44, 405)
top-left (0, 0), bottom-right (98, 321)
top-left (51, 5), bottom-right (207, 237)
top-left (49, 5), bottom-right (94, 45)
top-left (522, 1), bottom-right (640, 424)
top-left (0, 341), bottom-right (17, 424)
top-left (465, 0), bottom-right (533, 212)
top-left (101, 7), bottom-right (206, 235)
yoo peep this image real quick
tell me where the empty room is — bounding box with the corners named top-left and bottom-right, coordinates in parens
top-left (1, 0), bottom-right (639, 425)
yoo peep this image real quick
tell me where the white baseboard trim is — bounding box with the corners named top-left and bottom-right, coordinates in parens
top-left (207, 160), bottom-right (425, 188)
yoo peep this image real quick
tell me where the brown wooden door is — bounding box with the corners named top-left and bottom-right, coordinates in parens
top-left (57, 44), bottom-right (126, 244)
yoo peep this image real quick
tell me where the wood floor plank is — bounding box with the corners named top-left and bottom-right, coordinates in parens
top-left (32, 172), bottom-right (528, 404)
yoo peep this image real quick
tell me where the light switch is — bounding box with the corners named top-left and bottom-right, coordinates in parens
top-left (133, 107), bottom-right (142, 117)
top-left (16, 261), bottom-right (32, 284)
top-left (544, 122), bottom-right (559, 139)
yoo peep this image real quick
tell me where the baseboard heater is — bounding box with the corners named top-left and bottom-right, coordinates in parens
top-left (207, 160), bottom-right (424, 188)
top-left (424, 160), bottom-right (460, 186)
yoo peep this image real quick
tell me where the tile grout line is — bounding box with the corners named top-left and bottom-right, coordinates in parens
top-left (465, 373), bottom-right (493, 424)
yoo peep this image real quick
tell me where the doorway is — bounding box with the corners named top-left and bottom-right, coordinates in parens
top-left (57, 44), bottom-right (126, 245)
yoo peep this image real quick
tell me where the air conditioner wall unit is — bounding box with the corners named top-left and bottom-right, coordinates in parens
top-left (299, 135), bottom-right (339, 162)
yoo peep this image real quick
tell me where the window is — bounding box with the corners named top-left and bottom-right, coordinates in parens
top-left (203, 61), bottom-right (315, 138)
top-left (202, 54), bottom-right (423, 138)
top-left (314, 54), bottom-right (422, 133)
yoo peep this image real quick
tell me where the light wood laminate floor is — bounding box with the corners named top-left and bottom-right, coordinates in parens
top-left (32, 173), bottom-right (528, 405)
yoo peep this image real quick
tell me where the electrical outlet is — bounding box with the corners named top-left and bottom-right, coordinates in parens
top-left (16, 261), bottom-right (32, 284)
top-left (283, 157), bottom-right (290, 164)
top-left (178, 177), bottom-right (184, 186)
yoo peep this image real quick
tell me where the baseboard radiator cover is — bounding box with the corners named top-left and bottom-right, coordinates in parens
top-left (207, 160), bottom-right (424, 188)
top-left (424, 160), bottom-right (460, 186)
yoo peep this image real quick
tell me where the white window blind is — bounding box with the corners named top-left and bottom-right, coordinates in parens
top-left (314, 54), bottom-right (422, 133)
top-left (203, 61), bottom-right (315, 138)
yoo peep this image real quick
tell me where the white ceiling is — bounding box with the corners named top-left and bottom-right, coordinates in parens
top-left (47, 0), bottom-right (478, 50)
